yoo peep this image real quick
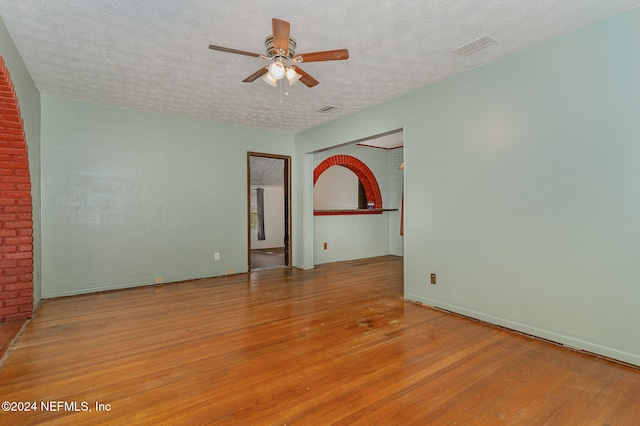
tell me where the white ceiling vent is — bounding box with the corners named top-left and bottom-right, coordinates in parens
top-left (453, 36), bottom-right (497, 57)
top-left (315, 105), bottom-right (339, 113)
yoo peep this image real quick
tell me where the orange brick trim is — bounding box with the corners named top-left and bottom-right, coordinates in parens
top-left (313, 155), bottom-right (383, 209)
top-left (0, 55), bottom-right (33, 322)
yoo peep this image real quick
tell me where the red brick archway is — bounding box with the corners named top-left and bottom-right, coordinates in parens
top-left (313, 155), bottom-right (383, 209)
top-left (0, 56), bottom-right (34, 321)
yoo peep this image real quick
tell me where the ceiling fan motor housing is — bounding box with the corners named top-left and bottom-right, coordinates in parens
top-left (264, 36), bottom-right (297, 60)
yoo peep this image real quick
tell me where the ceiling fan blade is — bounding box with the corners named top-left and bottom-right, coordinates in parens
top-left (295, 67), bottom-right (319, 88)
top-left (272, 18), bottom-right (291, 54)
top-left (209, 44), bottom-right (262, 58)
top-left (242, 67), bottom-right (268, 82)
top-left (294, 49), bottom-right (349, 63)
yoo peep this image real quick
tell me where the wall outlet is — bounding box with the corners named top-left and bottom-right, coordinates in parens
top-left (323, 242), bottom-right (328, 250)
top-left (227, 269), bottom-right (234, 275)
top-left (155, 277), bottom-right (163, 284)
top-left (430, 274), bottom-right (437, 285)
top-left (215, 252), bottom-right (220, 260)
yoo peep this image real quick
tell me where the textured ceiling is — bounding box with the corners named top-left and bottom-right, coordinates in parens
top-left (250, 156), bottom-right (285, 187)
top-left (1, 1), bottom-right (639, 134)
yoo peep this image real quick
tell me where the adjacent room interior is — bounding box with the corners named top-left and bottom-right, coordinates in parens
top-left (312, 130), bottom-right (404, 265)
top-left (1, 1), bottom-right (640, 423)
top-left (248, 153), bottom-right (290, 271)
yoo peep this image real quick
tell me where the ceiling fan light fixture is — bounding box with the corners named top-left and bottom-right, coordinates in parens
top-left (286, 67), bottom-right (301, 86)
top-left (267, 61), bottom-right (286, 80)
top-left (209, 18), bottom-right (348, 88)
top-left (262, 73), bottom-right (279, 87)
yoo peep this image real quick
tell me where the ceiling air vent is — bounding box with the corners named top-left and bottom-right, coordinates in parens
top-left (315, 105), bottom-right (339, 113)
top-left (453, 36), bottom-right (497, 57)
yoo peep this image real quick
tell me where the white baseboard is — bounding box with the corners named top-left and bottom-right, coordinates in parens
top-left (405, 292), bottom-right (640, 367)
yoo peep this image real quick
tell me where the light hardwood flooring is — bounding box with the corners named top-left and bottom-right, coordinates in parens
top-left (0, 255), bottom-right (638, 425)
top-left (0, 319), bottom-right (25, 361)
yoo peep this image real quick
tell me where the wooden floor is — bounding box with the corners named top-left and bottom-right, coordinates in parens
top-left (1, 256), bottom-right (638, 425)
top-left (0, 319), bottom-right (26, 361)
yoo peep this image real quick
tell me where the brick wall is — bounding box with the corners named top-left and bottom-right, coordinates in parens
top-left (0, 55), bottom-right (34, 321)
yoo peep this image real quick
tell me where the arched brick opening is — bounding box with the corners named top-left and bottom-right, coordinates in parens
top-left (0, 55), bottom-right (34, 322)
top-left (313, 155), bottom-right (383, 209)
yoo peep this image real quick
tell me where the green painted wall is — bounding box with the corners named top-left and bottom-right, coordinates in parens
top-left (295, 7), bottom-right (640, 365)
top-left (0, 16), bottom-right (42, 307)
top-left (41, 96), bottom-right (293, 297)
top-left (388, 147), bottom-right (404, 256)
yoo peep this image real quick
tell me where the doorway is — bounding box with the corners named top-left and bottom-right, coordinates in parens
top-left (310, 129), bottom-right (404, 265)
top-left (247, 153), bottom-right (291, 271)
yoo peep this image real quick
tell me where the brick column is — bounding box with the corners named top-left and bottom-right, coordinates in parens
top-left (0, 55), bottom-right (33, 321)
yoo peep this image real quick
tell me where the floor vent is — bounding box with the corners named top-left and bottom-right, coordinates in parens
top-left (315, 105), bottom-right (339, 113)
top-left (453, 36), bottom-right (497, 57)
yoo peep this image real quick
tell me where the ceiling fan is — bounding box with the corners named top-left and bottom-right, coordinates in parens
top-left (209, 18), bottom-right (349, 88)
